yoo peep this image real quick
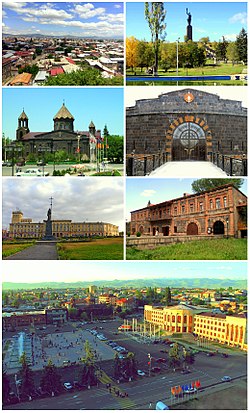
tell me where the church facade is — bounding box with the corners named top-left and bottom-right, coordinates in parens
top-left (126, 89), bottom-right (247, 175)
top-left (16, 103), bottom-right (102, 161)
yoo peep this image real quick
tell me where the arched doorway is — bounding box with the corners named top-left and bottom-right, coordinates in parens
top-left (187, 222), bottom-right (198, 235)
top-left (213, 221), bottom-right (224, 235)
top-left (172, 122), bottom-right (206, 161)
top-left (162, 226), bottom-right (169, 236)
top-left (139, 226), bottom-right (144, 234)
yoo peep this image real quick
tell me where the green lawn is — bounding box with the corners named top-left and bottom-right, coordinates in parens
top-left (2, 243), bottom-right (34, 258)
top-left (126, 63), bottom-right (247, 77)
top-left (126, 238), bottom-right (247, 260)
top-left (57, 237), bottom-right (124, 260)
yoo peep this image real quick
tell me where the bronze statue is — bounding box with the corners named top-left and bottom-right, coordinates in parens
top-left (186, 8), bottom-right (192, 25)
top-left (47, 208), bottom-right (51, 221)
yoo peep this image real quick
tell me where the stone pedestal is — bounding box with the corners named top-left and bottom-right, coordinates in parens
top-left (42, 220), bottom-right (56, 240)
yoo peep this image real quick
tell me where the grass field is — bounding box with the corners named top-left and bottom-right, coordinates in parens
top-left (126, 63), bottom-right (247, 77)
top-left (57, 237), bottom-right (124, 260)
top-left (2, 243), bottom-right (34, 258)
top-left (126, 238), bottom-right (247, 260)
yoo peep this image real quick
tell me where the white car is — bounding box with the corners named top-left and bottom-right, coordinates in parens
top-left (63, 382), bottom-right (73, 390)
top-left (15, 168), bottom-right (49, 177)
top-left (221, 376), bottom-right (232, 382)
top-left (137, 370), bottom-right (146, 376)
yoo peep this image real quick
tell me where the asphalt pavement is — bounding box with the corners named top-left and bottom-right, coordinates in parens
top-left (4, 242), bottom-right (58, 260)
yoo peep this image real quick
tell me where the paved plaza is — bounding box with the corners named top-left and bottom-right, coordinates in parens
top-left (4, 242), bottom-right (58, 260)
top-left (4, 330), bottom-right (115, 373)
top-left (149, 161), bottom-right (227, 177)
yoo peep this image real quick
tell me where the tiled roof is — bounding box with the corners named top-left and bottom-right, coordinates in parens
top-left (53, 103), bottom-right (74, 120)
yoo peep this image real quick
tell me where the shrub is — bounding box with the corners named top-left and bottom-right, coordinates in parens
top-left (136, 232), bottom-right (141, 237)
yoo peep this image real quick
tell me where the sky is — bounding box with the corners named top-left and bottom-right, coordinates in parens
top-left (126, 1), bottom-right (247, 42)
top-left (1, 261), bottom-right (247, 283)
top-left (126, 178), bottom-right (248, 220)
top-left (2, 2), bottom-right (124, 38)
top-left (126, 86), bottom-right (248, 109)
top-left (2, 87), bottom-right (124, 140)
top-left (2, 177), bottom-right (124, 230)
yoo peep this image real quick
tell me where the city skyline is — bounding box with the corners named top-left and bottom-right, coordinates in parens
top-left (3, 87), bottom-right (124, 141)
top-left (3, 2), bottom-right (124, 38)
top-left (126, 2), bottom-right (247, 43)
top-left (2, 177), bottom-right (124, 230)
top-left (1, 261), bottom-right (247, 283)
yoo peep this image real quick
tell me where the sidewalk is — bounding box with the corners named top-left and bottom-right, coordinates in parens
top-left (149, 161), bottom-right (227, 177)
top-left (4, 242), bottom-right (58, 260)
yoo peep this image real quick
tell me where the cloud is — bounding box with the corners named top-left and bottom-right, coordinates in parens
top-left (224, 33), bottom-right (238, 41)
top-left (74, 3), bottom-right (106, 19)
top-left (98, 13), bottom-right (124, 23)
top-left (114, 4), bottom-right (121, 8)
top-left (140, 189), bottom-right (156, 197)
top-left (229, 12), bottom-right (247, 25)
top-left (2, 178), bottom-right (124, 230)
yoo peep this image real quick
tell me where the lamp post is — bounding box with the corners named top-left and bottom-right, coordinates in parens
top-left (226, 217), bottom-right (229, 239)
top-left (37, 147), bottom-right (50, 176)
top-left (5, 143), bottom-right (23, 176)
top-left (176, 37), bottom-right (180, 76)
top-left (77, 134), bottom-right (81, 163)
top-left (148, 353), bottom-right (152, 376)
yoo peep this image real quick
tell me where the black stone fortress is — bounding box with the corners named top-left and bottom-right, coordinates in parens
top-left (126, 89), bottom-right (247, 175)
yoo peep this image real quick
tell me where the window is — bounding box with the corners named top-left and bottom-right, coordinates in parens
top-left (216, 198), bottom-right (221, 209)
top-left (189, 203), bottom-right (194, 213)
top-left (199, 202), bottom-right (203, 211)
top-left (223, 196), bottom-right (227, 207)
top-left (174, 207), bottom-right (177, 215)
top-left (182, 205), bottom-right (185, 214)
top-left (174, 226), bottom-right (177, 233)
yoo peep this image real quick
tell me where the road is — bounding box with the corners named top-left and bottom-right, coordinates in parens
top-left (2, 163), bottom-right (124, 177)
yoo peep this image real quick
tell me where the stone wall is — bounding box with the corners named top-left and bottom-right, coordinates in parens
top-left (126, 235), bottom-right (224, 250)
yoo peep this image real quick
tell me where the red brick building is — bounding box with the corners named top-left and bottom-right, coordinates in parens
top-left (130, 184), bottom-right (247, 238)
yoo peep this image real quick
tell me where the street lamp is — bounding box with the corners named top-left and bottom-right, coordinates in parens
top-left (226, 217), bottom-right (229, 239)
top-left (148, 353), bottom-right (152, 376)
top-left (76, 134), bottom-right (81, 163)
top-left (176, 37), bottom-right (180, 76)
top-left (5, 143), bottom-right (23, 176)
top-left (37, 147), bottom-right (50, 176)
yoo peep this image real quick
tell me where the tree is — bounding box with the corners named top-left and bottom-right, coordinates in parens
top-left (106, 135), bottom-right (123, 163)
top-left (145, 2), bottom-right (166, 75)
top-left (226, 42), bottom-right (239, 65)
top-left (2, 370), bottom-right (11, 405)
top-left (113, 353), bottom-right (123, 379)
top-left (81, 340), bottom-right (98, 388)
top-left (124, 352), bottom-right (137, 380)
top-left (18, 64), bottom-right (39, 77)
top-left (192, 179), bottom-right (244, 193)
top-left (68, 307), bottom-right (79, 320)
top-left (18, 352), bottom-right (35, 399)
top-left (126, 36), bottom-right (139, 72)
top-left (235, 28), bottom-right (247, 64)
top-left (165, 287), bottom-right (171, 305)
top-left (136, 40), bottom-right (154, 71)
top-left (168, 343), bottom-right (183, 370)
top-left (45, 66), bottom-right (123, 86)
top-left (215, 37), bottom-right (228, 62)
top-left (40, 360), bottom-right (62, 395)
top-left (199, 37), bottom-right (210, 44)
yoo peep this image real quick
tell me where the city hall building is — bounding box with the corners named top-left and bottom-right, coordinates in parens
top-left (126, 89), bottom-right (247, 175)
top-left (15, 103), bottom-right (102, 160)
top-left (144, 304), bottom-right (247, 349)
top-left (9, 210), bottom-right (119, 239)
top-left (130, 184), bottom-right (247, 238)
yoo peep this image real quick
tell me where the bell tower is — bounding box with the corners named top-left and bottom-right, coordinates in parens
top-left (16, 109), bottom-right (29, 140)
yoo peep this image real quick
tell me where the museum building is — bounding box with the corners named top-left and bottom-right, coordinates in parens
top-left (144, 304), bottom-right (247, 350)
top-left (130, 184), bottom-right (247, 238)
top-left (9, 210), bottom-right (119, 239)
top-left (15, 103), bottom-right (102, 160)
top-left (126, 89), bottom-right (247, 175)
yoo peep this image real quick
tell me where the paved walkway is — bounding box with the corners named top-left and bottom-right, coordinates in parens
top-left (149, 161), bottom-right (228, 177)
top-left (4, 242), bottom-right (58, 260)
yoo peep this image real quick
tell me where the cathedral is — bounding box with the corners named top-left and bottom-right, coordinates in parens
top-left (15, 103), bottom-right (102, 161)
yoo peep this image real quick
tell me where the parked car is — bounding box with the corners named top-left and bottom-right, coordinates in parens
top-left (151, 366), bottom-right (161, 373)
top-left (15, 168), bottom-right (49, 177)
top-left (63, 382), bottom-right (73, 390)
top-left (221, 376), bottom-right (232, 382)
top-left (181, 370), bottom-right (191, 374)
top-left (2, 161), bottom-right (12, 167)
top-left (137, 370), bottom-right (146, 376)
top-left (184, 387), bottom-right (197, 394)
top-left (156, 358), bottom-right (166, 363)
top-left (37, 160), bottom-right (47, 166)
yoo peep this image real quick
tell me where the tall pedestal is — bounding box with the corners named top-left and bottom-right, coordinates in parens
top-left (186, 25), bottom-right (192, 41)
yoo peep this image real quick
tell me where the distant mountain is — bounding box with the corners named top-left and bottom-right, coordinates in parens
top-left (2, 33), bottom-right (123, 40)
top-left (2, 278), bottom-right (247, 291)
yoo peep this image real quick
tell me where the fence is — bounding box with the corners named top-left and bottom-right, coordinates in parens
top-left (126, 153), bottom-right (166, 176)
top-left (211, 153), bottom-right (247, 176)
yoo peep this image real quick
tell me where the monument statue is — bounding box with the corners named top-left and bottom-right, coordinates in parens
top-left (186, 8), bottom-right (192, 25)
top-left (47, 208), bottom-right (51, 221)
top-left (185, 8), bottom-right (193, 41)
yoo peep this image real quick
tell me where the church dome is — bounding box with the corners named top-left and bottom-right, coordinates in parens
top-left (18, 110), bottom-right (28, 120)
top-left (53, 103), bottom-right (74, 121)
